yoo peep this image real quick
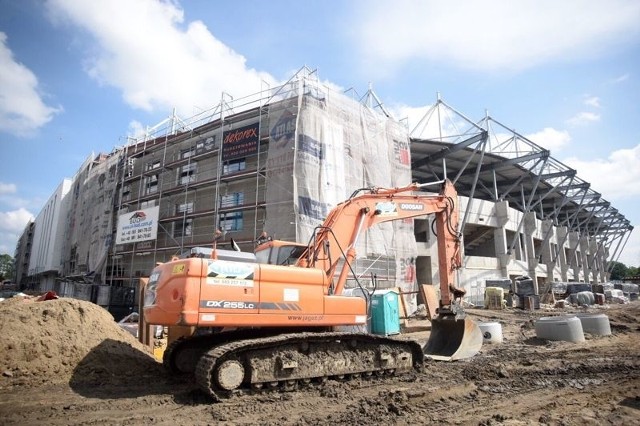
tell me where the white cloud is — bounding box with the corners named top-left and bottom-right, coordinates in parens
top-left (393, 104), bottom-right (431, 133)
top-left (611, 73), bottom-right (630, 84)
top-left (563, 144), bottom-right (640, 200)
top-left (127, 120), bottom-right (146, 140)
top-left (618, 231), bottom-right (640, 267)
top-left (0, 208), bottom-right (34, 255)
top-left (567, 112), bottom-right (601, 126)
top-left (46, 0), bottom-right (277, 115)
top-left (563, 145), bottom-right (639, 266)
top-left (0, 182), bottom-right (17, 195)
top-left (0, 33), bottom-right (62, 136)
top-left (356, 0), bottom-right (640, 73)
top-left (584, 96), bottom-right (600, 108)
top-left (525, 127), bottom-right (571, 152)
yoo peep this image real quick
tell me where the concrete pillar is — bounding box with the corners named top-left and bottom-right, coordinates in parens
top-left (540, 220), bottom-right (555, 281)
top-left (568, 232), bottom-right (580, 281)
top-left (588, 238), bottom-right (599, 284)
top-left (523, 212), bottom-right (538, 293)
top-left (493, 201), bottom-right (510, 277)
top-left (579, 235), bottom-right (590, 283)
top-left (597, 243), bottom-right (607, 282)
top-left (556, 226), bottom-right (568, 282)
top-left (601, 245), bottom-right (610, 282)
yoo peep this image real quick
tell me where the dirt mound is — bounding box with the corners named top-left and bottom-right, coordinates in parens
top-left (604, 302), bottom-right (640, 331)
top-left (0, 297), bottom-right (160, 388)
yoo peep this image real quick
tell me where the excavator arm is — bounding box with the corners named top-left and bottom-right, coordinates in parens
top-left (295, 179), bottom-right (482, 360)
top-left (297, 179), bottom-right (461, 312)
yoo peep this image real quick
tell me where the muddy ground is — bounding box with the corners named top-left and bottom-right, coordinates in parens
top-left (0, 296), bottom-right (638, 425)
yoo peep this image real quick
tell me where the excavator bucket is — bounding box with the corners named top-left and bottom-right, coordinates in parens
top-left (423, 316), bottom-right (483, 361)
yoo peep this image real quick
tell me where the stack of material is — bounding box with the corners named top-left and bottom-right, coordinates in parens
top-left (593, 283), bottom-right (615, 294)
top-left (484, 287), bottom-right (505, 310)
top-left (514, 276), bottom-right (539, 310)
top-left (551, 282), bottom-right (568, 296)
top-left (566, 283), bottom-right (592, 295)
top-left (513, 276), bottom-right (535, 296)
top-left (486, 278), bottom-right (514, 307)
top-left (575, 291), bottom-right (595, 306)
top-left (605, 289), bottom-right (629, 304)
top-left (485, 279), bottom-right (512, 293)
top-left (615, 283), bottom-right (639, 301)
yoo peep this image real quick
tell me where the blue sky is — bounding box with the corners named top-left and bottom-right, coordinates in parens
top-left (1, 0), bottom-right (639, 265)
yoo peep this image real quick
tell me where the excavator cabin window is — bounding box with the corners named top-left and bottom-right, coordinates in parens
top-left (255, 243), bottom-right (306, 266)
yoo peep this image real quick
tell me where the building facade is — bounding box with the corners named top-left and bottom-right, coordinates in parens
top-left (25, 179), bottom-right (72, 290)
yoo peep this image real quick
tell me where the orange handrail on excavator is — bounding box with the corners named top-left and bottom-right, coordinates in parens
top-left (143, 180), bottom-right (482, 400)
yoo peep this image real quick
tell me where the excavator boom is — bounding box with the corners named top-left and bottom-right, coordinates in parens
top-left (288, 179), bottom-right (481, 360)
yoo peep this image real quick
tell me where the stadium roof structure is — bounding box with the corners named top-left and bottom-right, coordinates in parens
top-left (408, 96), bottom-right (633, 267)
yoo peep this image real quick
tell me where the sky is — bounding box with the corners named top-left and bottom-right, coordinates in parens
top-left (1, 0), bottom-right (639, 266)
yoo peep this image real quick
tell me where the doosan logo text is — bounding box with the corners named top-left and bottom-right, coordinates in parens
top-left (400, 203), bottom-right (424, 211)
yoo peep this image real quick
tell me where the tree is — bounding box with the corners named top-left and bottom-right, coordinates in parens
top-left (608, 261), bottom-right (628, 281)
top-left (626, 266), bottom-right (640, 277)
top-left (0, 253), bottom-right (15, 282)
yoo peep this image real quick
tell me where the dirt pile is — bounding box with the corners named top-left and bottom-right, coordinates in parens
top-left (0, 296), bottom-right (160, 388)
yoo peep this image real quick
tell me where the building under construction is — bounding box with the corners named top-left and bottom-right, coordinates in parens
top-left (14, 68), bottom-right (633, 318)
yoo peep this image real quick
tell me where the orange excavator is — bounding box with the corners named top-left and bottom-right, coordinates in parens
top-left (143, 180), bottom-right (482, 400)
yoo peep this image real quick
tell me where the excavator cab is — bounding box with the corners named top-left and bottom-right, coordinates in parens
top-left (255, 240), bottom-right (307, 266)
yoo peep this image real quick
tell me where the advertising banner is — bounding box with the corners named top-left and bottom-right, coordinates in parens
top-left (222, 122), bottom-right (260, 160)
top-left (115, 206), bottom-right (159, 245)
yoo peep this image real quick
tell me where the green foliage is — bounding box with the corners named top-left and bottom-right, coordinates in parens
top-left (626, 266), bottom-right (640, 277)
top-left (0, 253), bottom-right (15, 282)
top-left (609, 261), bottom-right (628, 281)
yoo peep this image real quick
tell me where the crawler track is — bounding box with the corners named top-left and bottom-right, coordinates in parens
top-left (194, 332), bottom-right (424, 401)
top-left (163, 327), bottom-right (329, 374)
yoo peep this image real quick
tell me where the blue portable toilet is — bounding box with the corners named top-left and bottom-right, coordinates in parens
top-left (370, 290), bottom-right (400, 335)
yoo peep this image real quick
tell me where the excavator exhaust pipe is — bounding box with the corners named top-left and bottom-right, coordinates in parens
top-left (423, 316), bottom-right (483, 361)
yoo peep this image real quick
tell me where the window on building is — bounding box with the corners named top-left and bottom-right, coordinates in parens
top-left (180, 148), bottom-right (195, 160)
top-left (141, 200), bottom-right (156, 209)
top-left (126, 158), bottom-right (136, 177)
top-left (219, 211), bottom-right (243, 231)
top-left (176, 202), bottom-right (194, 215)
top-left (122, 184), bottom-right (131, 202)
top-left (146, 160), bottom-right (161, 171)
top-left (69, 246), bottom-right (77, 273)
top-left (223, 159), bottom-right (246, 175)
top-left (145, 174), bottom-right (158, 194)
top-left (173, 218), bottom-right (193, 238)
top-left (178, 162), bottom-right (197, 185)
top-left (196, 135), bottom-right (216, 152)
top-left (219, 192), bottom-right (244, 208)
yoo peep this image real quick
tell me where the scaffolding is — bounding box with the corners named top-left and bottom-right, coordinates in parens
top-left (101, 67), bottom-right (418, 313)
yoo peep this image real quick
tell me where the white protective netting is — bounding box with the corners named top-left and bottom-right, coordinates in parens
top-left (265, 79), bottom-right (419, 312)
top-left (66, 153), bottom-right (122, 283)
